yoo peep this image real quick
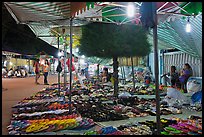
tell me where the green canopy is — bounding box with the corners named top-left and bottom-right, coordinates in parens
top-left (180, 2), bottom-right (202, 15)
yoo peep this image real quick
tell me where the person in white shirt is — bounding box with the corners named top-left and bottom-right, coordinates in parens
top-left (8, 68), bottom-right (14, 78)
top-left (15, 70), bottom-right (22, 77)
top-left (20, 68), bottom-right (27, 77)
top-left (2, 67), bottom-right (7, 77)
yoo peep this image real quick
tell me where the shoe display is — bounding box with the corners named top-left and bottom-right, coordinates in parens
top-left (8, 78), bottom-right (202, 135)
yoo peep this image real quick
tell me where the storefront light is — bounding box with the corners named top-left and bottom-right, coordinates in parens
top-left (81, 55), bottom-right (85, 58)
top-left (58, 52), bottom-right (62, 57)
top-left (80, 59), bottom-right (85, 64)
top-left (75, 48), bottom-right (79, 53)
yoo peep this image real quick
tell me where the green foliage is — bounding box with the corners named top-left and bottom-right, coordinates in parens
top-left (87, 56), bottom-right (112, 65)
top-left (79, 22), bottom-right (152, 58)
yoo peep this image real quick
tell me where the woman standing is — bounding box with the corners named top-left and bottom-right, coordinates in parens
top-left (43, 59), bottom-right (50, 85)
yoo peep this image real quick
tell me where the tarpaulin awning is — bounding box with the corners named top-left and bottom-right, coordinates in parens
top-left (4, 2), bottom-right (87, 24)
top-left (4, 2), bottom-right (94, 51)
top-left (149, 13), bottom-right (202, 59)
top-left (2, 4), bottom-right (59, 57)
top-left (4, 2), bottom-right (202, 59)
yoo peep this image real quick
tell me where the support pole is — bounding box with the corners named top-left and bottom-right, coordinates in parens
top-left (57, 36), bottom-right (61, 92)
top-left (122, 66), bottom-right (126, 84)
top-left (152, 2), bottom-right (161, 135)
top-left (28, 56), bottom-right (30, 73)
top-left (131, 57), bottom-right (136, 92)
top-left (63, 33), bottom-right (67, 88)
top-left (146, 55), bottom-right (149, 67)
top-left (160, 50), bottom-right (165, 84)
top-left (69, 18), bottom-right (73, 114)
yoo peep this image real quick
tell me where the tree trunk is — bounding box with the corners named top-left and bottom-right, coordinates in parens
top-left (113, 56), bottom-right (119, 97)
top-left (131, 57), bottom-right (136, 92)
top-left (123, 66), bottom-right (126, 84)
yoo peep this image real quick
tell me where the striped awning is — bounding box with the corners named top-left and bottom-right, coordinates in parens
top-left (4, 2), bottom-right (87, 24)
top-left (4, 2), bottom-right (93, 50)
top-left (149, 13), bottom-right (202, 59)
top-left (4, 2), bottom-right (202, 59)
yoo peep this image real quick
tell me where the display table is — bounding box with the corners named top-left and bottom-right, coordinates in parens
top-left (98, 108), bottom-right (202, 128)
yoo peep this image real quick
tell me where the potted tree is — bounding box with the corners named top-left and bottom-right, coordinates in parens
top-left (79, 22), bottom-right (152, 97)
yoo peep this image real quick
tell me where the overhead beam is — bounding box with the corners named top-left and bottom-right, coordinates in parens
top-left (157, 11), bottom-right (196, 17)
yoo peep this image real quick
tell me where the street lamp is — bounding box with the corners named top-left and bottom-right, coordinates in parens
top-left (127, 2), bottom-right (135, 18)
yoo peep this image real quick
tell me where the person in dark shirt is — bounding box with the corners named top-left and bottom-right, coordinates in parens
top-left (101, 68), bottom-right (111, 82)
top-left (161, 66), bottom-right (180, 87)
top-left (33, 59), bottom-right (40, 84)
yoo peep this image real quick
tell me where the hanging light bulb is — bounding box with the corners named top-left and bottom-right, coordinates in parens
top-left (81, 55), bottom-right (85, 58)
top-left (127, 3), bottom-right (135, 17)
top-left (186, 17), bottom-right (191, 33)
top-left (58, 52), bottom-right (62, 57)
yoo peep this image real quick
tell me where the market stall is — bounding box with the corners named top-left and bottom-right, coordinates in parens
top-left (7, 77), bottom-right (202, 135)
top-left (4, 2), bottom-right (202, 135)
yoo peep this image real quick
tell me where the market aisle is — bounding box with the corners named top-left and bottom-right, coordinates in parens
top-left (2, 74), bottom-right (65, 135)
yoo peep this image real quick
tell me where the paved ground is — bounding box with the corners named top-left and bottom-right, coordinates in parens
top-left (2, 74), bottom-right (64, 135)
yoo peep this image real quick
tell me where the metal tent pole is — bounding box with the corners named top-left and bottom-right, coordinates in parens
top-left (160, 50), bottom-right (165, 84)
top-left (152, 2), bottom-right (161, 135)
top-left (122, 66), bottom-right (126, 84)
top-left (28, 56), bottom-right (30, 73)
top-left (57, 36), bottom-right (61, 92)
top-left (69, 18), bottom-right (73, 114)
top-left (131, 57), bottom-right (136, 91)
top-left (63, 33), bottom-right (67, 88)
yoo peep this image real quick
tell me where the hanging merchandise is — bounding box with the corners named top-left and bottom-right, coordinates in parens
top-left (66, 57), bottom-right (75, 71)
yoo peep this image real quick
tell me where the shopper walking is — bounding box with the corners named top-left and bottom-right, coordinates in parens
top-left (34, 59), bottom-right (40, 84)
top-left (43, 59), bottom-right (50, 85)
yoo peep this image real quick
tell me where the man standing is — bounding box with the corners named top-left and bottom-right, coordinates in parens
top-left (34, 59), bottom-right (40, 84)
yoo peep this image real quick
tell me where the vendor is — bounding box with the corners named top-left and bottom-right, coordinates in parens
top-left (161, 66), bottom-right (180, 88)
top-left (179, 63), bottom-right (193, 93)
top-left (101, 68), bottom-right (111, 83)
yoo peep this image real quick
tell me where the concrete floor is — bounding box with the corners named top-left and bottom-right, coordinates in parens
top-left (2, 74), bottom-right (64, 135)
